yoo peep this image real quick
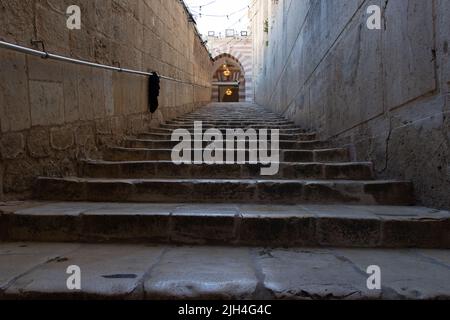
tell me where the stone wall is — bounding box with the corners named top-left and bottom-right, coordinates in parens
top-left (251, 0), bottom-right (450, 209)
top-left (0, 0), bottom-right (212, 199)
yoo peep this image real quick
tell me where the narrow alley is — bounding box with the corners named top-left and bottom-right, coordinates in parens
top-left (0, 0), bottom-right (449, 305)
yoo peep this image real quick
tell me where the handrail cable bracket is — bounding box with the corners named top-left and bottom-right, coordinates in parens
top-left (31, 40), bottom-right (49, 59)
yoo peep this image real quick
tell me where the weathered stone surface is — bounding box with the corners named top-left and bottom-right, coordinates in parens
top-left (0, 51), bottom-right (30, 133)
top-left (50, 127), bottom-right (75, 151)
top-left (239, 212), bottom-right (315, 246)
top-left (4, 244), bottom-right (164, 299)
top-left (0, 132), bottom-right (25, 159)
top-left (383, 0), bottom-right (436, 109)
top-left (0, 243), bottom-right (79, 290)
top-left (144, 247), bottom-right (258, 299)
top-left (336, 249), bottom-right (450, 299)
top-left (4, 159), bottom-right (41, 193)
top-left (304, 205), bottom-right (381, 247)
top-left (2, 243), bottom-right (450, 300)
top-left (0, 163), bottom-right (4, 201)
top-left (1, 0), bottom-right (212, 197)
top-left (28, 56), bottom-right (64, 82)
top-left (29, 80), bottom-right (65, 126)
top-left (256, 248), bottom-right (377, 300)
top-left (27, 128), bottom-right (51, 158)
top-left (251, 0), bottom-right (449, 209)
top-left (34, 177), bottom-right (415, 206)
top-left (3, 202), bottom-right (449, 248)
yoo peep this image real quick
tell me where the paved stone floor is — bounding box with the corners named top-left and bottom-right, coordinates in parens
top-left (0, 242), bottom-right (449, 300)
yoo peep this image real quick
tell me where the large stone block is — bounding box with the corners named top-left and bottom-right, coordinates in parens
top-left (27, 128), bottom-right (51, 158)
top-left (0, 243), bottom-right (79, 290)
top-left (257, 248), bottom-right (376, 299)
top-left (62, 63), bottom-right (80, 123)
top-left (336, 249), bottom-right (450, 299)
top-left (0, 51), bottom-right (30, 132)
top-left (0, 0), bottom-right (35, 45)
top-left (50, 127), bottom-right (75, 151)
top-left (327, 1), bottom-right (383, 136)
top-left (29, 80), bottom-right (65, 126)
top-left (4, 158), bottom-right (41, 193)
top-left (144, 247), bottom-right (258, 299)
top-left (383, 0), bottom-right (436, 109)
top-left (35, 3), bottom-right (70, 55)
top-left (28, 56), bottom-right (64, 82)
top-left (437, 0), bottom-right (450, 89)
top-left (0, 163), bottom-right (3, 201)
top-left (0, 132), bottom-right (25, 160)
top-left (5, 244), bottom-right (163, 299)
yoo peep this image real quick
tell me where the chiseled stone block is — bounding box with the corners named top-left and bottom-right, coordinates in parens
top-left (4, 244), bottom-right (163, 299)
top-left (50, 127), bottom-right (75, 151)
top-left (0, 51), bottom-right (30, 133)
top-left (0, 132), bottom-right (25, 160)
top-left (30, 80), bottom-right (65, 127)
top-left (27, 128), bottom-right (51, 158)
top-left (144, 247), bottom-right (258, 299)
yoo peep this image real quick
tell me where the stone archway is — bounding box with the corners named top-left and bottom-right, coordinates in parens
top-left (212, 53), bottom-right (248, 102)
top-left (212, 54), bottom-right (245, 102)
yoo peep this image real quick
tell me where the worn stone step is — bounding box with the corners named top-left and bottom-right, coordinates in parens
top-left (80, 160), bottom-right (374, 180)
top-left (124, 139), bottom-right (329, 150)
top-left (1, 242), bottom-right (449, 300)
top-left (151, 127), bottom-right (308, 135)
top-left (160, 122), bottom-right (301, 129)
top-left (177, 118), bottom-right (288, 122)
top-left (103, 147), bottom-right (349, 162)
top-left (138, 132), bottom-right (317, 141)
top-left (34, 177), bottom-right (414, 205)
top-left (1, 241), bottom-right (449, 299)
top-left (166, 120), bottom-right (295, 126)
top-left (175, 115), bottom-right (287, 119)
top-left (1, 203), bottom-right (449, 249)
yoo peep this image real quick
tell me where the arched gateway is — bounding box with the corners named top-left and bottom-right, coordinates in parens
top-left (212, 53), bottom-right (247, 102)
top-left (210, 39), bottom-right (253, 102)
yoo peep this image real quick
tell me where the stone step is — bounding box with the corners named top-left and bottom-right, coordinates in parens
top-left (176, 117), bottom-right (288, 122)
top-left (1, 241), bottom-right (449, 300)
top-left (138, 132), bottom-right (317, 141)
top-left (166, 120), bottom-right (295, 126)
top-left (1, 203), bottom-right (449, 249)
top-left (80, 160), bottom-right (374, 180)
top-left (3, 242), bottom-right (450, 300)
top-left (175, 114), bottom-right (286, 118)
top-left (124, 139), bottom-right (329, 150)
top-left (151, 127), bottom-right (308, 135)
top-left (162, 122), bottom-right (298, 128)
top-left (103, 147), bottom-right (350, 163)
top-left (34, 177), bottom-right (414, 205)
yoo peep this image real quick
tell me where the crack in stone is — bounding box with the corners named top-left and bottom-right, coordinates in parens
top-left (248, 248), bottom-right (275, 300)
top-left (135, 247), bottom-right (170, 299)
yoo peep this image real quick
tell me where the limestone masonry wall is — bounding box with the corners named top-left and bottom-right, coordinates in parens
top-left (0, 0), bottom-right (213, 199)
top-left (252, 0), bottom-right (450, 209)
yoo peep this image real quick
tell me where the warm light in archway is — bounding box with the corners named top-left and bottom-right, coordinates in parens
top-left (225, 89), bottom-right (233, 96)
top-left (223, 69), bottom-right (231, 77)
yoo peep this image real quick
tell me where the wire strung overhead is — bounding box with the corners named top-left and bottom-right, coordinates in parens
top-left (222, 5), bottom-right (260, 47)
top-left (190, 5), bottom-right (250, 19)
top-left (188, 0), bottom-right (219, 9)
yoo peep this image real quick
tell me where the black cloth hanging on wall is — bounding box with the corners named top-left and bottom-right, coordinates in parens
top-left (148, 72), bottom-right (160, 113)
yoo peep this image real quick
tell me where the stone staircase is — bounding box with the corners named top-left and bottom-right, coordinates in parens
top-left (34, 103), bottom-right (414, 205)
top-left (1, 103), bottom-right (448, 248)
top-left (1, 103), bottom-right (450, 300)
